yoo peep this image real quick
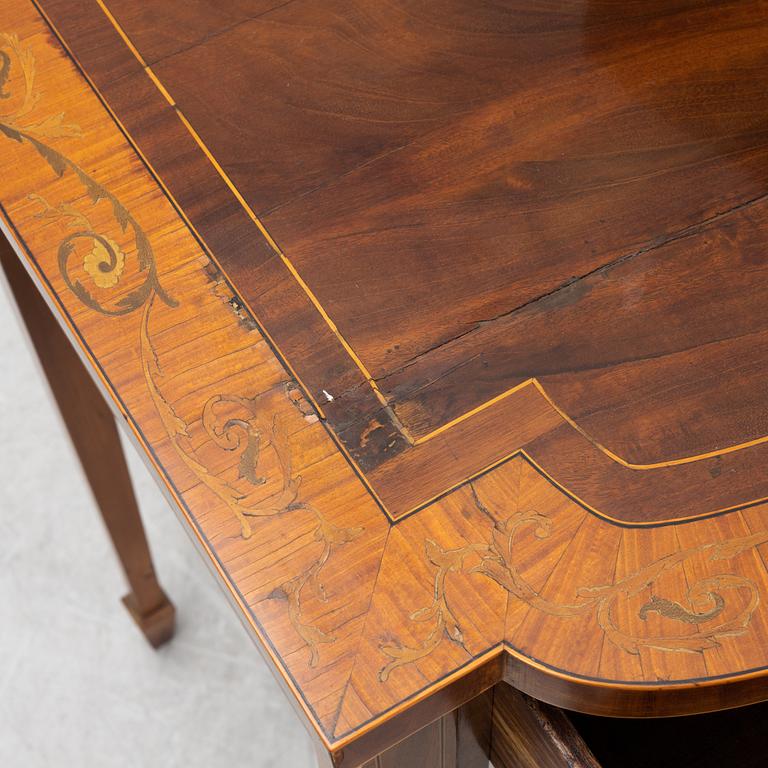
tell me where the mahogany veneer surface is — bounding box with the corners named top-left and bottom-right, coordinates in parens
top-left (113, 0), bottom-right (768, 457)
top-left (3, 0), bottom-right (768, 765)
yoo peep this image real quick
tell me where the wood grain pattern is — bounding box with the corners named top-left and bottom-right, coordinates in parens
top-left (490, 684), bottom-right (599, 768)
top-left (4, 3), bottom-right (768, 767)
top-left (102, 0), bottom-right (290, 64)
top-left (38, 0), bottom-right (407, 482)
top-left (95, 0), bottom-right (768, 463)
top-left (33, 0), bottom-right (768, 530)
top-left (357, 691), bottom-right (491, 768)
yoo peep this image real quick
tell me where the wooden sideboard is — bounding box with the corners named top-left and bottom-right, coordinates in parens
top-left (2, 1), bottom-right (768, 765)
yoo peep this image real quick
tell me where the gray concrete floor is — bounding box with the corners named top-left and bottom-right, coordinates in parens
top-left (0, 289), bottom-right (315, 766)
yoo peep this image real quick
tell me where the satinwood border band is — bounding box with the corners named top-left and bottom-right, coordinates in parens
top-left (6, 6), bottom-right (768, 758)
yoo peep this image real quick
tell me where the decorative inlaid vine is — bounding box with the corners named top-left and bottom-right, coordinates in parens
top-left (0, 32), bottom-right (175, 315)
top-left (140, 299), bottom-right (363, 665)
top-left (379, 482), bottom-right (768, 681)
top-left (0, 30), bottom-right (361, 669)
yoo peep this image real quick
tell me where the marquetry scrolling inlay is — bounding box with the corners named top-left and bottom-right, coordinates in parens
top-left (6, 8), bottom-right (768, 751)
top-left (0, 29), bottom-right (363, 671)
top-left (379, 480), bottom-right (768, 681)
top-left (141, 299), bottom-right (364, 665)
top-left (0, 33), bottom-right (174, 316)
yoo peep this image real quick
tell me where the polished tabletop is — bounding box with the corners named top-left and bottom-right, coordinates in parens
top-left (2, 1), bottom-right (768, 765)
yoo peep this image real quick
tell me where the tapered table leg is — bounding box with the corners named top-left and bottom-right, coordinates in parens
top-left (0, 235), bottom-right (175, 648)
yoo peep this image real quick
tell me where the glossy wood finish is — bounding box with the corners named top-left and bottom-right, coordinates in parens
top-left (36, 0), bottom-right (768, 527)
top-left (3, 2), bottom-right (768, 766)
top-left (109, 0), bottom-right (768, 456)
top-left (0, 228), bottom-right (174, 648)
top-left (99, 0), bottom-right (291, 64)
